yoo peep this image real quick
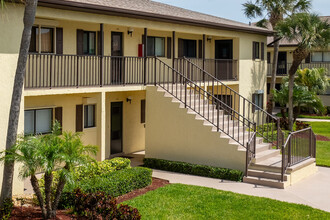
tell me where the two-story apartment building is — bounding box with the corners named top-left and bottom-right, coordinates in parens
top-left (1, 0), bottom-right (318, 193)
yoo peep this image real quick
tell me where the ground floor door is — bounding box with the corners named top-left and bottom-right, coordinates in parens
top-left (215, 40), bottom-right (233, 80)
top-left (111, 102), bottom-right (123, 155)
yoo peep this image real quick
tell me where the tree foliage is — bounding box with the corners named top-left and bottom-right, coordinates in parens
top-left (0, 122), bottom-right (98, 219)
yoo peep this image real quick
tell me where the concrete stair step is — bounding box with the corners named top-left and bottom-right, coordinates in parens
top-left (252, 149), bottom-right (281, 163)
top-left (247, 169), bottom-right (288, 181)
top-left (243, 176), bottom-right (287, 189)
top-left (255, 143), bottom-right (272, 153)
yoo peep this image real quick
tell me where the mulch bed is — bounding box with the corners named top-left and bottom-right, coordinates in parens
top-left (10, 177), bottom-right (169, 219)
top-left (316, 135), bottom-right (330, 141)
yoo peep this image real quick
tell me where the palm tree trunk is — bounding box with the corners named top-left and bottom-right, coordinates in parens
top-left (267, 36), bottom-right (280, 114)
top-left (51, 176), bottom-right (66, 218)
top-left (44, 172), bottom-right (53, 219)
top-left (0, 0), bottom-right (38, 205)
top-left (288, 60), bottom-right (301, 130)
top-left (30, 175), bottom-right (46, 218)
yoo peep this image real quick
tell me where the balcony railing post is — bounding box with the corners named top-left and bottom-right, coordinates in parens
top-left (49, 55), bottom-right (53, 89)
top-left (76, 56), bottom-right (79, 87)
top-left (184, 78), bottom-right (187, 108)
top-left (154, 57), bottom-right (157, 86)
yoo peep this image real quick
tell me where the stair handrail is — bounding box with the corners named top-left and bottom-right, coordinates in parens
top-left (245, 128), bottom-right (256, 176)
top-left (182, 57), bottom-right (276, 119)
top-left (181, 57), bottom-right (282, 148)
top-left (281, 127), bottom-right (316, 182)
top-left (155, 57), bottom-right (255, 147)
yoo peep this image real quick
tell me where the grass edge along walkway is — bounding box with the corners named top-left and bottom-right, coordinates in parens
top-left (124, 184), bottom-right (330, 219)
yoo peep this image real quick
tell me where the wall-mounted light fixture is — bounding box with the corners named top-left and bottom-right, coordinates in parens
top-left (127, 27), bottom-right (134, 37)
top-left (207, 36), bottom-right (212, 42)
top-left (126, 96), bottom-right (133, 104)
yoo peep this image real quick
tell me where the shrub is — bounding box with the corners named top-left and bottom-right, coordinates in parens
top-left (143, 158), bottom-right (243, 181)
top-left (116, 204), bottom-right (141, 220)
top-left (72, 189), bottom-right (141, 219)
top-left (0, 198), bottom-right (14, 220)
top-left (73, 157), bottom-right (131, 181)
top-left (296, 121), bottom-right (310, 130)
top-left (64, 167), bottom-right (152, 198)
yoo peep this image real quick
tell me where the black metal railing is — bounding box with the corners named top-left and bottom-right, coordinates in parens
top-left (25, 54), bottom-right (156, 88)
top-left (281, 127), bottom-right (316, 181)
top-left (179, 57), bottom-right (282, 148)
top-left (154, 57), bottom-right (256, 147)
top-left (245, 130), bottom-right (256, 176)
top-left (174, 58), bottom-right (238, 81)
top-left (267, 62), bottom-right (330, 76)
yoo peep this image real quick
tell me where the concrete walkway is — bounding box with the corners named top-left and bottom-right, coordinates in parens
top-left (152, 167), bottom-right (330, 213)
top-left (296, 118), bottom-right (330, 122)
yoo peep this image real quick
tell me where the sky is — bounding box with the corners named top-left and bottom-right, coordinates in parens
top-left (153, 0), bottom-right (330, 24)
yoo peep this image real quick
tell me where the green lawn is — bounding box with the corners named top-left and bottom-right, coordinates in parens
top-left (308, 122), bottom-right (330, 167)
top-left (276, 113), bottom-right (330, 120)
top-left (125, 184), bottom-right (330, 219)
top-left (316, 141), bottom-right (330, 167)
top-left (309, 122), bottom-right (330, 138)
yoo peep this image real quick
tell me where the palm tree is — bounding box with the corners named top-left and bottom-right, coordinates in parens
top-left (243, 0), bottom-right (311, 114)
top-left (276, 13), bottom-right (330, 130)
top-left (273, 79), bottom-right (323, 129)
top-left (0, 0), bottom-right (39, 206)
top-left (295, 68), bottom-right (329, 94)
top-left (0, 122), bottom-right (97, 219)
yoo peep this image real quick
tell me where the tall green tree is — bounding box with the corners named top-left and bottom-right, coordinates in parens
top-left (276, 13), bottom-right (330, 130)
top-left (243, 0), bottom-right (311, 114)
top-left (0, 0), bottom-right (38, 206)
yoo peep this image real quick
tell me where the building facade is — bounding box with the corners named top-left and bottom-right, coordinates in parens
top-left (2, 0), bottom-right (316, 192)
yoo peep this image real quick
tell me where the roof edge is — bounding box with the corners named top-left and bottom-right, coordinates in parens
top-left (37, 0), bottom-right (273, 36)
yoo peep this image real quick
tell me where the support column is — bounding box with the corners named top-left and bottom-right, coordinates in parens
top-left (100, 91), bottom-right (106, 161)
top-left (144, 28), bottom-right (148, 85)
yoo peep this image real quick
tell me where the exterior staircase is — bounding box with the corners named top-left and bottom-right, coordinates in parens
top-left (147, 57), bottom-right (317, 188)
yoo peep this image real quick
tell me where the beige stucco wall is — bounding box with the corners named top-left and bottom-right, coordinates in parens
top-left (105, 90), bottom-right (146, 158)
top-left (24, 93), bottom-right (104, 160)
top-left (145, 86), bottom-right (246, 171)
top-left (0, 4), bottom-right (25, 195)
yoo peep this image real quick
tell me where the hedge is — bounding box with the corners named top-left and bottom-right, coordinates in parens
top-left (143, 158), bottom-right (243, 181)
top-left (72, 157), bottom-right (131, 181)
top-left (64, 167), bottom-right (152, 197)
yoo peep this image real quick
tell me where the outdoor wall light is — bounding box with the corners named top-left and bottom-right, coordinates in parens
top-left (126, 96), bottom-right (133, 104)
top-left (127, 27), bottom-right (134, 36)
top-left (207, 36), bottom-right (212, 42)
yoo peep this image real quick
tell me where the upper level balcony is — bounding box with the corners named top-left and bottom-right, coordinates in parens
top-left (24, 54), bottom-right (239, 89)
top-left (267, 62), bottom-right (330, 76)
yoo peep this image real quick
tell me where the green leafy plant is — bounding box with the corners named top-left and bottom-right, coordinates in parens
top-left (143, 158), bottom-right (243, 181)
top-left (73, 157), bottom-right (131, 181)
top-left (0, 198), bottom-right (13, 220)
top-left (0, 121), bottom-right (98, 219)
top-left (72, 188), bottom-right (141, 219)
top-left (64, 167), bottom-right (152, 198)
